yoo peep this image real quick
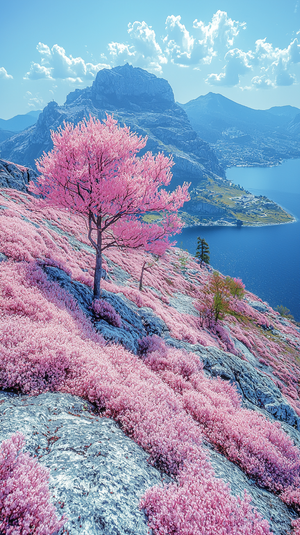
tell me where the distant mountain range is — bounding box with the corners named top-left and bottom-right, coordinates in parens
top-left (179, 94), bottom-right (300, 167)
top-left (0, 110), bottom-right (41, 143)
top-left (0, 65), bottom-right (297, 226)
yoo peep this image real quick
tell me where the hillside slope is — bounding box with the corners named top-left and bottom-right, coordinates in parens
top-left (0, 165), bottom-right (300, 534)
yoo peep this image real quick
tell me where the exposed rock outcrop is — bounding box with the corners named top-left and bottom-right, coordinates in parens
top-left (0, 158), bottom-right (38, 192)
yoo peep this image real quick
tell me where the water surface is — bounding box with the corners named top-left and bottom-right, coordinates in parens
top-left (180, 159), bottom-right (300, 321)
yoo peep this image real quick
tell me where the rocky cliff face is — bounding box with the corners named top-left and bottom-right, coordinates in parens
top-left (0, 65), bottom-right (224, 193)
top-left (0, 158), bottom-right (38, 192)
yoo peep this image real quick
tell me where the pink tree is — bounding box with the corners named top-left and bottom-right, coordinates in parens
top-left (30, 115), bottom-right (190, 299)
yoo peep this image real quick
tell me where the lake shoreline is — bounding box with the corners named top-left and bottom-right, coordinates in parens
top-left (179, 158), bottom-right (300, 321)
top-left (183, 216), bottom-right (297, 229)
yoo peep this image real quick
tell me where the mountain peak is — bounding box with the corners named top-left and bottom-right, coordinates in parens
top-left (90, 64), bottom-right (175, 111)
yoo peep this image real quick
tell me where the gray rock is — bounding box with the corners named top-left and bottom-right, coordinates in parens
top-left (0, 158), bottom-right (38, 193)
top-left (168, 291), bottom-right (198, 316)
top-left (94, 320), bottom-right (141, 354)
top-left (247, 299), bottom-right (270, 313)
top-left (0, 252), bottom-right (7, 262)
top-left (0, 391), bottom-right (170, 535)
top-left (138, 307), bottom-right (168, 336)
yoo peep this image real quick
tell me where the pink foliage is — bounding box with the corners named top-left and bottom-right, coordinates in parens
top-left (142, 341), bottom-right (300, 502)
top-left (141, 484), bottom-right (271, 535)
top-left (291, 519), bottom-right (300, 535)
top-left (0, 432), bottom-right (66, 535)
top-left (1, 189), bottom-right (300, 533)
top-left (29, 115), bottom-right (190, 296)
top-left (92, 299), bottom-right (122, 327)
top-left (138, 334), bottom-right (166, 356)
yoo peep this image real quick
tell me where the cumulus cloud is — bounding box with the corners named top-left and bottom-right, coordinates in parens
top-left (163, 11), bottom-right (245, 67)
top-left (108, 21), bottom-right (166, 73)
top-left (207, 48), bottom-right (252, 86)
top-left (0, 67), bottom-right (13, 80)
top-left (24, 43), bottom-right (109, 81)
top-left (251, 75), bottom-right (274, 89)
top-left (250, 36), bottom-right (300, 87)
top-left (164, 15), bottom-right (197, 66)
top-left (193, 10), bottom-right (246, 51)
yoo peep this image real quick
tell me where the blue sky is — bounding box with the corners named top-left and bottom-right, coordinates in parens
top-left (0, 0), bottom-right (300, 119)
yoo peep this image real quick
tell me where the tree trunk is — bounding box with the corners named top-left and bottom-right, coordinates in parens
top-left (139, 261), bottom-right (147, 291)
top-left (93, 229), bottom-right (102, 300)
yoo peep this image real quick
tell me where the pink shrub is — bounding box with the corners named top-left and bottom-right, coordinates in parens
top-left (291, 519), bottom-right (300, 535)
top-left (138, 334), bottom-right (166, 356)
top-left (141, 482), bottom-right (272, 535)
top-left (280, 486), bottom-right (300, 511)
top-left (142, 343), bottom-right (300, 501)
top-left (92, 299), bottom-right (122, 328)
top-left (0, 432), bottom-right (66, 535)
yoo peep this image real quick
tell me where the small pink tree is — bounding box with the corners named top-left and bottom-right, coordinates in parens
top-left (30, 116), bottom-right (190, 299)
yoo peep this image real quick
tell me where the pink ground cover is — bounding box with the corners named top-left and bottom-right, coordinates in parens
top-left (0, 432), bottom-right (66, 535)
top-left (0, 260), bottom-right (272, 534)
top-left (141, 340), bottom-right (300, 499)
top-left (1, 189), bottom-right (300, 533)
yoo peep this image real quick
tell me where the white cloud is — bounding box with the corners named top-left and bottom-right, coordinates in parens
top-left (163, 11), bottom-right (245, 67)
top-left (251, 75), bottom-right (274, 89)
top-left (0, 67), bottom-right (13, 80)
top-left (275, 59), bottom-right (295, 86)
top-left (108, 21), bottom-right (167, 73)
top-left (25, 62), bottom-right (52, 80)
top-left (24, 43), bottom-right (110, 81)
top-left (207, 48), bottom-right (252, 86)
top-left (250, 36), bottom-right (300, 87)
top-left (164, 15), bottom-right (197, 66)
top-left (193, 10), bottom-right (246, 51)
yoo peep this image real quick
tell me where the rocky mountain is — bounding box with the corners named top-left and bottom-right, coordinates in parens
top-left (0, 66), bottom-right (295, 227)
top-left (179, 93), bottom-right (300, 167)
top-left (0, 65), bottom-right (223, 193)
top-left (0, 175), bottom-right (300, 534)
top-left (0, 110), bottom-right (42, 146)
top-left (0, 129), bottom-right (15, 143)
top-left (0, 158), bottom-right (38, 192)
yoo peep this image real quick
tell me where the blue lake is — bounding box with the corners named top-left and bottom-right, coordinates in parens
top-left (180, 158), bottom-right (300, 321)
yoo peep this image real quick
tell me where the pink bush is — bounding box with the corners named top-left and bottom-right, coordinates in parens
top-left (92, 299), bottom-right (122, 328)
top-left (138, 334), bottom-right (166, 356)
top-left (142, 342), bottom-right (300, 500)
top-left (0, 432), bottom-right (66, 535)
top-left (291, 519), bottom-right (300, 535)
top-left (141, 483), bottom-right (271, 535)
